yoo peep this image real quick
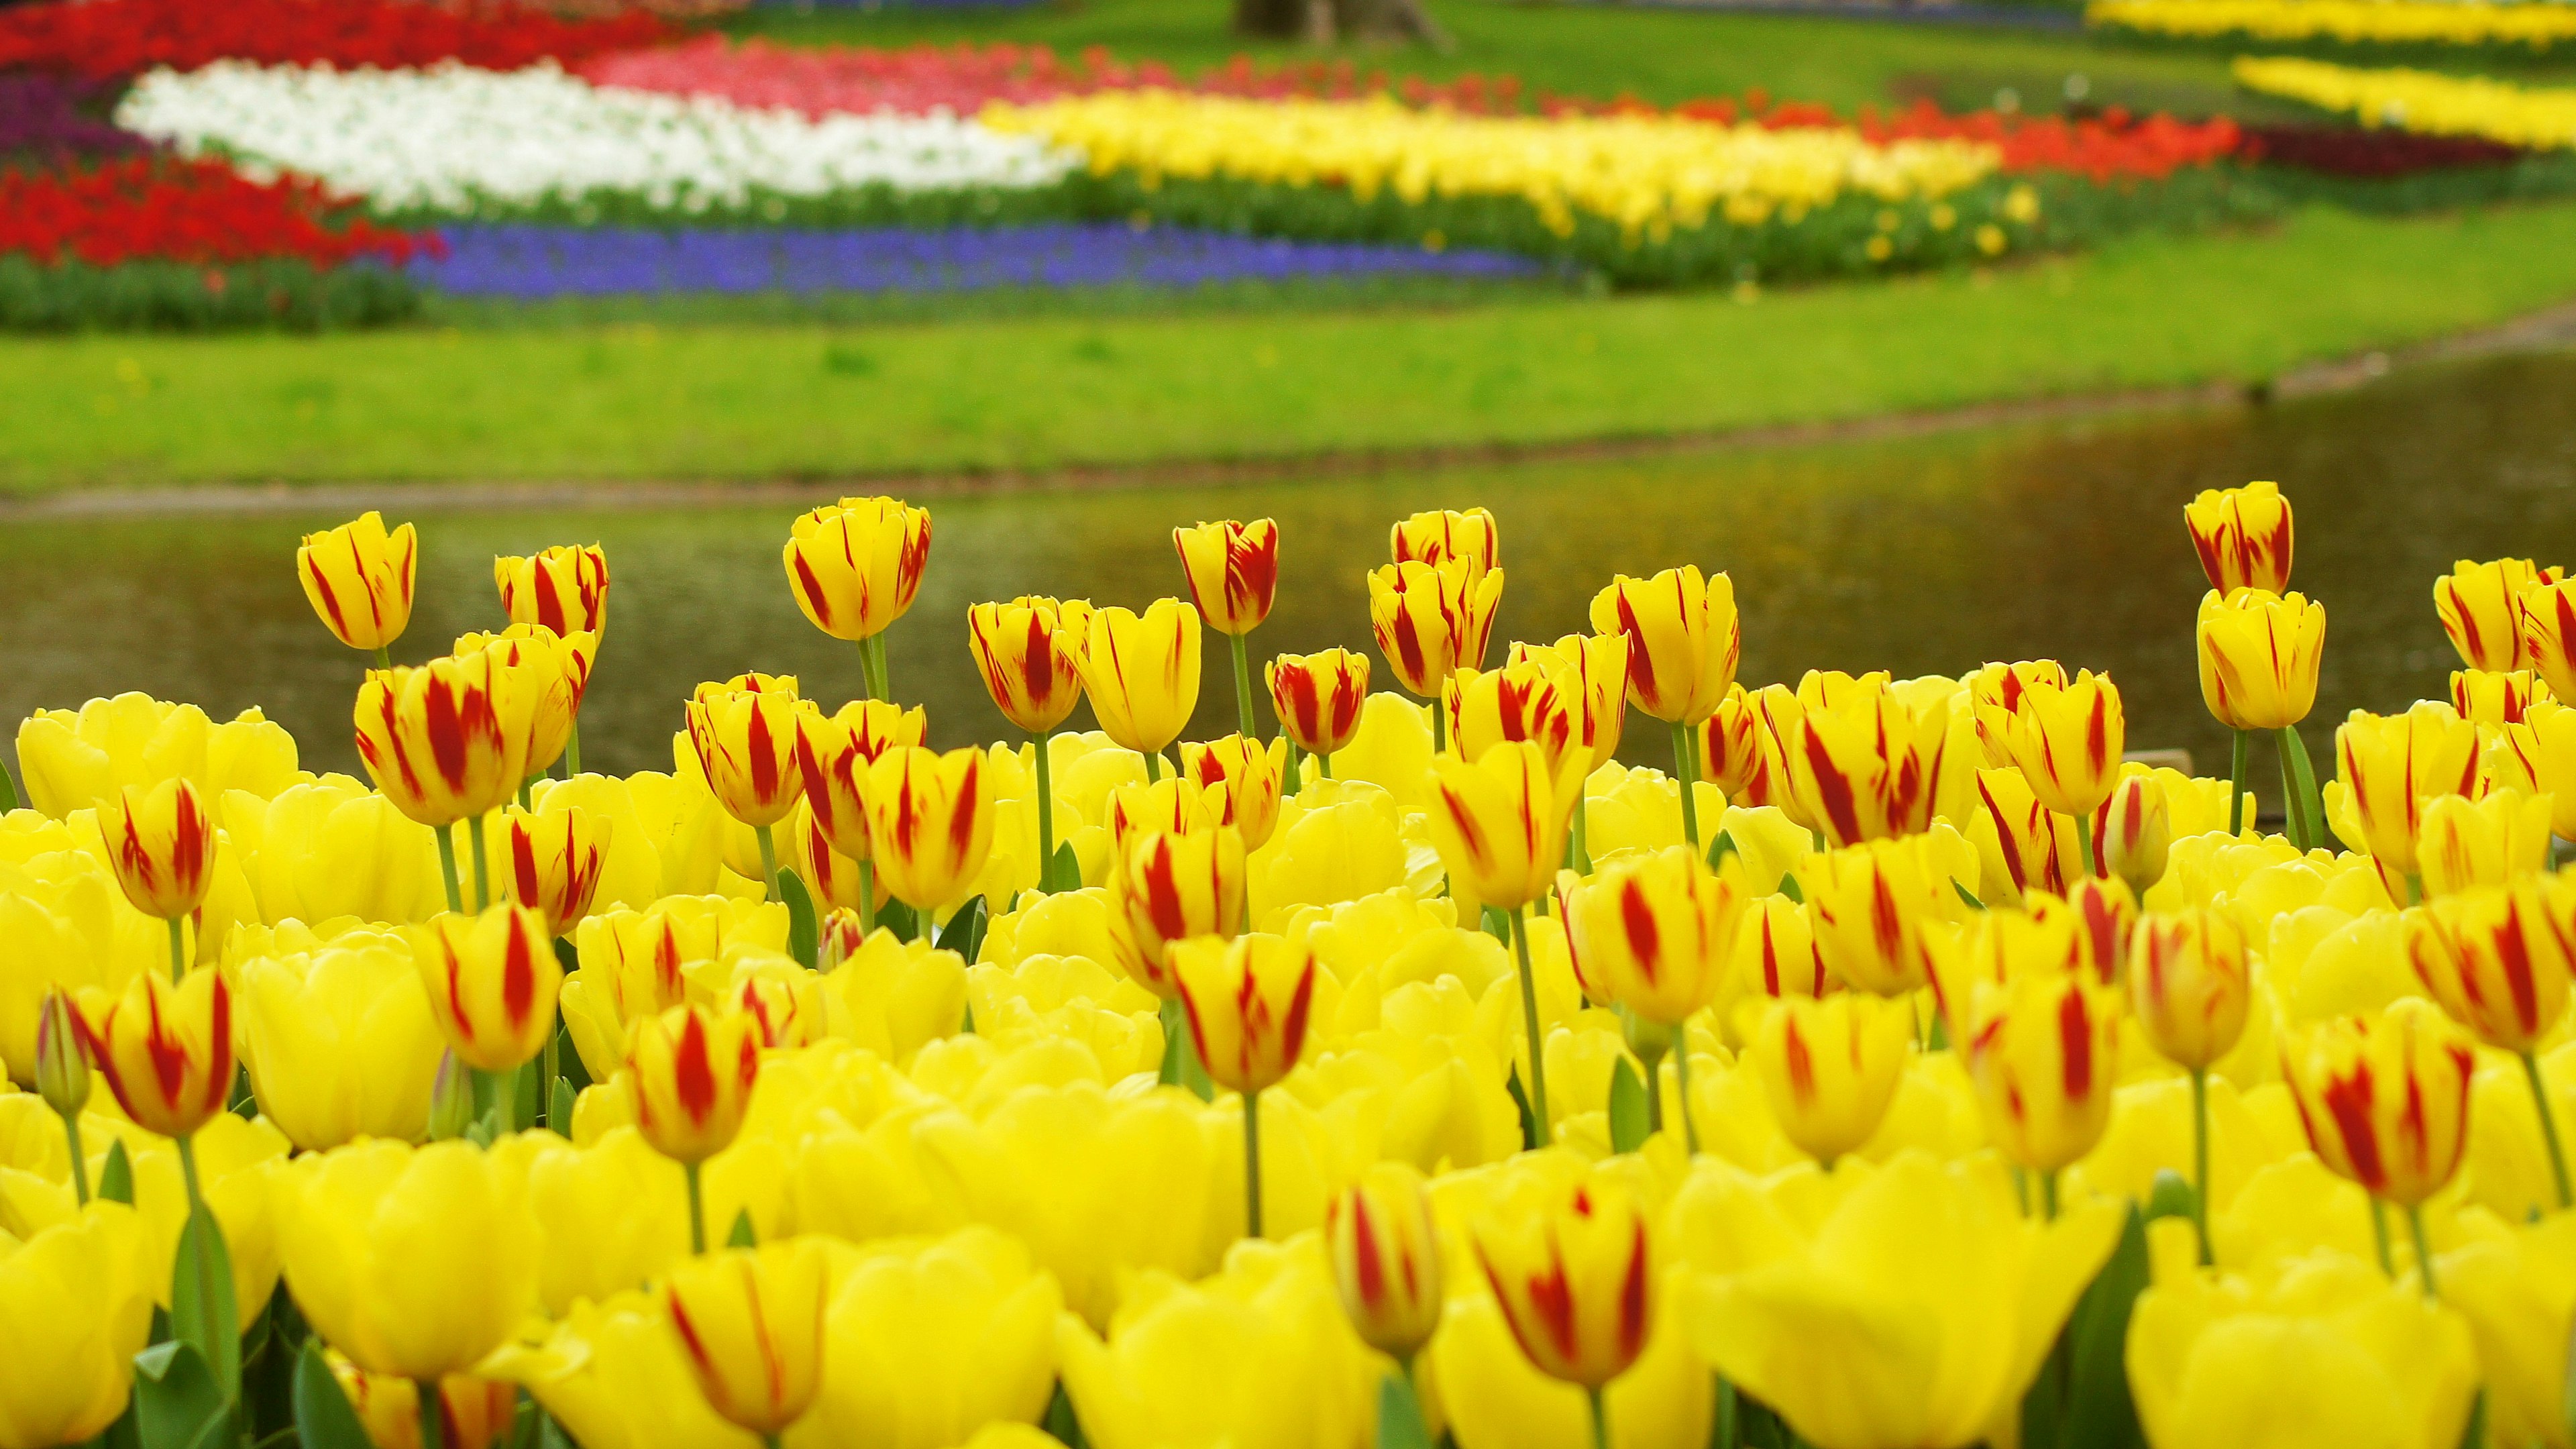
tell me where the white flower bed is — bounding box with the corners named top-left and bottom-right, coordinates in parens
top-left (115, 61), bottom-right (1083, 214)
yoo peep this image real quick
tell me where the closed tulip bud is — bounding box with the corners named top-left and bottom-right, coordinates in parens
top-left (625, 1004), bottom-right (761, 1165)
top-left (1426, 739), bottom-right (1585, 912)
top-left (1510, 631), bottom-right (1629, 773)
top-left (298, 511), bottom-right (417, 652)
top-left (1971, 765), bottom-right (2080, 906)
top-left (2062, 877), bottom-right (2137, 987)
top-left (455, 623), bottom-right (597, 777)
top-left (1751, 993), bottom-right (1912, 1166)
top-left (685, 683), bottom-right (805, 830)
top-left (727, 966), bottom-right (825, 1052)
top-left (1104, 777), bottom-right (1230, 859)
top-left (74, 968), bottom-right (232, 1140)
top-left (0, 1206), bottom-right (156, 1448)
top-left (661, 1240), bottom-right (828, 1437)
top-left (1471, 1177), bottom-right (1654, 1391)
top-left (2091, 769), bottom-right (2171, 895)
top-left (1805, 830), bottom-right (1970, 998)
top-left (1369, 558), bottom-right (1505, 700)
top-left (1180, 734), bottom-right (1288, 852)
top-left (862, 746), bottom-right (995, 912)
top-left (2414, 789), bottom-right (2552, 899)
top-left (1114, 826), bottom-right (1247, 997)
top-left (2520, 576), bottom-right (2576, 702)
top-left (414, 903), bottom-right (561, 1073)
top-left (1444, 660), bottom-right (1580, 779)
top-left (2436, 557), bottom-right (2558, 672)
top-left (96, 776), bottom-right (216, 922)
top-left (1588, 565), bottom-right (1739, 724)
top-left (1326, 1161), bottom-right (1444, 1362)
top-left (2485, 698), bottom-right (2576, 839)
top-left (2450, 668), bottom-right (2550, 729)
top-left (238, 939), bottom-right (447, 1151)
top-left (1967, 659), bottom-right (2070, 769)
top-left (2282, 1000), bottom-right (2475, 1206)
top-left (2130, 908), bottom-right (2251, 1070)
top-left (2335, 703), bottom-right (2484, 874)
top-left (967, 597), bottom-right (1093, 734)
top-left (1964, 971), bottom-right (2117, 1173)
top-left (793, 698), bottom-right (926, 862)
top-left (500, 804), bottom-right (610, 938)
top-left (496, 543), bottom-right (610, 637)
top-left (1778, 672), bottom-right (1951, 846)
top-left (2401, 880), bottom-right (2574, 1054)
top-left (1733, 894), bottom-right (1833, 1000)
top-left (34, 987), bottom-right (91, 1118)
top-left (2195, 588), bottom-right (2325, 731)
top-left (2184, 480), bottom-right (2294, 594)
top-left (783, 496), bottom-right (930, 642)
top-left (817, 908), bottom-right (865, 969)
top-left (1172, 932), bottom-right (1317, 1095)
top-left (2004, 669), bottom-right (2126, 818)
top-left (1391, 506), bottom-right (1499, 572)
top-left (1559, 845), bottom-right (1747, 1025)
top-left (1072, 599), bottom-right (1201, 757)
top-left (1697, 682), bottom-right (1789, 808)
top-left (1173, 518), bottom-right (1279, 635)
top-left (1267, 649), bottom-right (1370, 759)
top-left (356, 655), bottom-right (531, 828)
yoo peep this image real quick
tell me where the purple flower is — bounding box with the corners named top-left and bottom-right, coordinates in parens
top-left (0, 74), bottom-right (152, 159)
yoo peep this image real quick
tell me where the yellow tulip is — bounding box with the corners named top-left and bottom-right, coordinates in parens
top-left (1803, 828), bottom-right (1975, 998)
top-left (1470, 1174), bottom-right (1655, 1391)
top-left (1696, 684), bottom-right (1786, 809)
top-left (2522, 575), bottom-right (2576, 703)
top-left (235, 939), bottom-right (445, 1151)
top-left (1962, 971), bottom-right (2118, 1177)
top-left (12, 692), bottom-right (300, 822)
top-left (277, 1138), bottom-right (543, 1381)
top-left (455, 623), bottom-right (594, 779)
top-left (663, 1238), bottom-right (830, 1438)
top-left (484, 1291), bottom-right (756, 1449)
top-left (863, 747), bottom-right (996, 912)
top-left (1775, 672), bottom-right (1951, 847)
top-left (2435, 556), bottom-right (2556, 671)
top-left (686, 682), bottom-right (805, 831)
top-left (0, 1203), bottom-right (154, 1449)
top-left (2401, 879), bottom-right (2574, 1055)
top-left (792, 1229), bottom-right (1062, 1449)
top-left (356, 656), bottom-right (531, 828)
top-left (1587, 566), bottom-right (1738, 724)
top-left (1559, 845), bottom-right (1745, 1025)
top-left (1426, 740), bottom-right (1583, 913)
top-left (2450, 667), bottom-right (2550, 729)
top-left (1171, 933), bottom-right (1318, 1097)
top-left (1324, 1161), bottom-right (1443, 1362)
top-left (1966, 658), bottom-right (2068, 769)
top-left (2002, 668), bottom-right (2127, 820)
top-left (1509, 632), bottom-right (1629, 775)
top-left (498, 802), bottom-right (611, 938)
top-left (2184, 480), bottom-right (2292, 594)
top-left (329, 1358), bottom-right (519, 1449)
top-left (496, 543), bottom-right (610, 637)
top-left (1173, 519), bottom-right (1279, 636)
top-left (2196, 588), bottom-right (2325, 731)
top-left (1179, 734), bottom-right (1287, 853)
top-left (967, 598), bottom-right (1093, 735)
top-left (1444, 661), bottom-right (1580, 781)
top-left (2485, 698), bottom-right (2576, 839)
top-left (2333, 702), bottom-right (2483, 876)
top-left (2412, 789), bottom-right (2551, 899)
top-left (792, 699), bottom-right (927, 863)
top-left (95, 775), bottom-right (217, 924)
top-left (2430, 1212), bottom-right (2576, 1449)
top-left (1113, 826), bottom-right (1247, 998)
top-left (624, 1004), bottom-right (762, 1167)
top-left (1369, 558), bottom-right (1505, 702)
top-left (563, 897), bottom-right (788, 1081)
top-left (1391, 507), bottom-right (1499, 573)
top-left (2090, 769), bottom-right (2172, 896)
top-left (1748, 993), bottom-right (1911, 1167)
top-left (1073, 600), bottom-right (1202, 758)
top-left (1266, 649), bottom-right (1371, 761)
top-left (2129, 907), bottom-right (2252, 1071)
top-left (414, 903), bottom-right (561, 1073)
top-left (1730, 894), bottom-right (1833, 1001)
top-left (2281, 1000), bottom-right (2475, 1207)
top-left (221, 775), bottom-right (442, 926)
top-left (783, 497), bottom-right (930, 643)
top-left (297, 511), bottom-right (418, 654)
top-left (74, 967), bottom-right (232, 1140)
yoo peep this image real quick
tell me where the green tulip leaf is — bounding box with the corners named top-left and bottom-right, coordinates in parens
top-left (2045, 1201), bottom-right (2151, 1449)
top-left (1777, 873), bottom-right (1805, 904)
top-left (1608, 1057), bottom-right (1650, 1155)
top-left (1706, 828), bottom-right (1740, 873)
top-left (727, 1208), bottom-right (758, 1248)
top-left (0, 755), bottom-right (19, 811)
top-left (1043, 1380), bottom-right (1089, 1449)
top-left (2145, 1168), bottom-right (2197, 1224)
top-left (936, 894), bottom-right (989, 965)
top-left (1954, 879), bottom-right (1987, 912)
top-left (1376, 1371), bottom-right (1433, 1449)
top-left (289, 1339), bottom-right (372, 1449)
top-left (1480, 906), bottom-right (1512, 946)
top-left (1506, 1067), bottom-right (1538, 1153)
top-left (133, 1341), bottom-right (229, 1449)
top-left (2457, 1387), bottom-right (2488, 1449)
top-left (172, 1201), bottom-right (241, 1411)
top-left (549, 1077), bottom-right (578, 1139)
top-left (779, 867), bottom-right (821, 968)
top-left (513, 1061), bottom-right (540, 1132)
top-left (1712, 1376), bottom-right (1740, 1449)
top-left (1048, 840), bottom-right (1082, 894)
top-left (1739, 1393), bottom-right (1794, 1449)
top-left (99, 1138), bottom-right (135, 1205)
top-left (2563, 1316), bottom-right (2575, 1446)
top-left (880, 900), bottom-right (920, 945)
top-left (540, 1406), bottom-right (577, 1449)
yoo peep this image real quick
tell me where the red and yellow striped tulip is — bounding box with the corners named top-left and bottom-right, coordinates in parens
top-left (2520, 576), bottom-right (2576, 702)
top-left (2282, 1000), bottom-right (2475, 1207)
top-left (1180, 733), bottom-right (1289, 853)
top-left (661, 1240), bottom-right (828, 1437)
top-left (1733, 894), bottom-right (1834, 1001)
top-left (1750, 992), bottom-right (1912, 1166)
top-left (2131, 908), bottom-right (2252, 1071)
top-left (686, 680), bottom-right (806, 829)
top-left (2436, 557), bottom-right (2559, 672)
top-left (496, 543), bottom-right (610, 637)
top-left (1425, 739), bottom-right (1585, 912)
top-left (861, 745), bottom-right (995, 911)
top-left (1778, 672), bottom-right (1951, 847)
top-left (2063, 877), bottom-right (2137, 988)
top-left (2196, 588), bottom-right (2324, 731)
top-left (298, 511), bottom-right (417, 653)
top-left (1444, 659), bottom-right (1580, 777)
top-left (1509, 631), bottom-right (1628, 773)
top-left (1114, 826), bottom-right (1247, 998)
top-left (1104, 776), bottom-right (1230, 859)
top-left (2485, 699), bottom-right (2576, 839)
top-left (2002, 668), bottom-right (2127, 819)
top-left (2451, 669), bottom-right (2550, 729)
top-left (500, 804), bottom-right (611, 938)
top-left (1471, 1177), bottom-right (1654, 1391)
top-left (1267, 648), bottom-right (1371, 761)
top-left (967, 596), bottom-right (1093, 735)
top-left (2184, 480), bottom-right (2293, 596)
top-left (1588, 565), bottom-right (1739, 724)
top-left (96, 776), bottom-right (216, 922)
top-left (2090, 769), bottom-right (2171, 896)
top-left (1326, 1161), bottom-right (1444, 1362)
top-left (625, 1003), bottom-right (762, 1165)
top-left (2334, 702), bottom-right (2483, 875)
top-left (355, 655), bottom-right (531, 828)
top-left (1173, 932), bottom-right (1318, 1095)
top-left (455, 624), bottom-right (592, 779)
top-left (1966, 658), bottom-right (2070, 769)
top-left (1559, 845), bottom-right (1747, 1025)
top-left (75, 968), bottom-right (231, 1139)
top-left (414, 902), bottom-right (561, 1073)
top-left (1073, 599), bottom-right (1202, 757)
top-left (1390, 507), bottom-right (1498, 574)
top-left (782, 496), bottom-right (931, 642)
top-left (2401, 879), bottom-right (2574, 1054)
top-left (793, 698), bottom-right (927, 862)
top-left (1963, 971), bottom-right (2118, 1173)
top-left (1804, 832), bottom-right (1968, 998)
top-left (1368, 557), bottom-right (1504, 701)
top-left (1174, 518), bottom-right (1280, 635)
top-left (1697, 682), bottom-right (1790, 809)
top-left (2414, 790), bottom-right (2552, 899)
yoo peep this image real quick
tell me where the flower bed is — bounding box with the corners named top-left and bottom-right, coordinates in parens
top-left (2234, 56), bottom-right (2576, 149)
top-left (0, 157), bottom-right (435, 268)
top-left (0, 0), bottom-right (675, 81)
top-left (2087, 0), bottom-right (2576, 50)
top-left (0, 74), bottom-right (148, 161)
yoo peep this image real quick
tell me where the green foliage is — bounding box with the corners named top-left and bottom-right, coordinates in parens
top-left (170, 1203), bottom-right (241, 1414)
top-left (1609, 1057), bottom-right (1652, 1154)
top-left (2022, 1203), bottom-right (2152, 1449)
top-left (0, 258), bottom-right (421, 334)
top-left (936, 894), bottom-right (991, 964)
top-left (1377, 1372), bottom-right (1434, 1449)
top-left (780, 867), bottom-right (821, 967)
top-left (290, 1339), bottom-right (373, 1449)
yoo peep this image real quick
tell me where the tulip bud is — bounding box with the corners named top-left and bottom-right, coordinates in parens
top-left (2451, 669), bottom-right (2551, 729)
top-left (1732, 894), bottom-right (1833, 1000)
top-left (1697, 682), bottom-right (1789, 808)
top-left (686, 682), bottom-right (806, 830)
top-left (1805, 829), bottom-right (1972, 998)
top-left (75, 968), bottom-right (233, 1140)
top-left (1587, 565), bottom-right (1739, 724)
top-left (2436, 557), bottom-right (2558, 672)
top-left (415, 903), bottom-right (562, 1073)
top-left (331, 1359), bottom-right (519, 1449)
top-left (501, 804), bottom-right (610, 938)
top-left (2401, 879), bottom-right (2575, 1054)
top-left (96, 776), bottom-right (217, 922)
top-left (1267, 649), bottom-right (1371, 760)
top-left (1963, 971), bottom-right (2117, 1174)
top-left (356, 655), bottom-right (533, 828)
top-left (1172, 932), bottom-right (1318, 1095)
top-left (1970, 765), bottom-right (2080, 906)
top-left (496, 543), bottom-right (610, 637)
top-left (427, 1051), bottom-right (475, 1140)
top-left (34, 987), bottom-right (91, 1118)
top-left (2184, 480), bottom-right (2293, 595)
top-left (2520, 577), bottom-right (2576, 702)
top-left (1369, 558), bottom-right (1504, 700)
top-left (1926, 897), bottom-right (2086, 1023)
top-left (1072, 599), bottom-right (1203, 757)
top-left (1104, 777), bottom-right (1229, 861)
top-left (2130, 908), bottom-right (2251, 1071)
top-left (1425, 740), bottom-right (1585, 912)
top-left (1114, 826), bottom-right (1247, 998)
top-left (794, 806), bottom-right (888, 921)
top-left (2414, 790), bottom-right (2552, 900)
top-left (1173, 518), bottom-right (1280, 635)
top-left (729, 966), bottom-right (826, 1052)
top-left (2485, 699), bottom-right (2576, 841)
top-left (782, 496), bottom-right (930, 642)
top-left (2282, 1000), bottom-right (2475, 1207)
top-left (862, 745), bottom-right (996, 912)
top-left (1510, 631), bottom-right (1629, 773)
top-left (1444, 661), bottom-right (1581, 784)
top-left (1326, 1161), bottom-right (1444, 1362)
top-left (2092, 769), bottom-right (2171, 896)
top-left (793, 698), bottom-right (927, 862)
top-left (1558, 846), bottom-right (1746, 1026)
top-left (1180, 734), bottom-right (1288, 852)
top-left (2334, 703), bottom-right (2484, 875)
top-left (1390, 507), bottom-right (1499, 573)
top-left (2062, 877), bottom-right (2137, 987)
top-left (1471, 1177), bottom-right (1654, 1391)
top-left (2196, 588), bottom-right (2325, 731)
top-left (661, 1240), bottom-right (829, 1437)
top-left (1750, 993), bottom-right (1911, 1166)
top-left (456, 623), bottom-right (596, 779)
top-left (967, 597), bottom-right (1092, 735)
top-left (2003, 669), bottom-right (2127, 820)
top-left (626, 1004), bottom-right (762, 1165)
top-left (1777, 672), bottom-right (1950, 847)
top-left (298, 511), bottom-right (418, 652)
top-left (1967, 659), bottom-right (2070, 769)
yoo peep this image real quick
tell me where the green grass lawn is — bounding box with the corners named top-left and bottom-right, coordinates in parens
top-left (9, 201), bottom-right (2575, 492)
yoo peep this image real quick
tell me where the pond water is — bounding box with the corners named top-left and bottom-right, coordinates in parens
top-left (7, 347), bottom-right (2576, 786)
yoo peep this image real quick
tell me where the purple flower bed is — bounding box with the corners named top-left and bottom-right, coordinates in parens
top-left (0, 73), bottom-right (150, 159)
top-left (410, 222), bottom-right (1546, 297)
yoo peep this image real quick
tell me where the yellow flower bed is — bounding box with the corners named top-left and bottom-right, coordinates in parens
top-left (2090, 0), bottom-right (2576, 48)
top-left (981, 91), bottom-right (2000, 237)
top-left (2234, 56), bottom-right (2576, 147)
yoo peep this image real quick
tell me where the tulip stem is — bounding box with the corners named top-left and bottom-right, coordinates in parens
top-left (2190, 1067), bottom-right (2212, 1266)
top-left (435, 822), bottom-right (464, 914)
top-left (1586, 1386), bottom-right (1611, 1449)
top-left (566, 718), bottom-right (582, 777)
top-left (166, 914), bottom-right (188, 983)
top-left (865, 633), bottom-right (893, 704)
top-left (2071, 813), bottom-right (2098, 879)
top-left (2226, 729), bottom-right (2249, 837)
top-left (853, 638), bottom-right (876, 702)
top-left (2520, 1050), bottom-right (2573, 1209)
top-left (1671, 1034), bottom-right (1700, 1155)
top-left (1318, 749), bottom-right (1334, 780)
top-left (174, 1131), bottom-right (205, 1219)
top-left (1242, 1087), bottom-right (1265, 1240)
top-left (1509, 904), bottom-right (1553, 1147)
top-left (1432, 692), bottom-right (1448, 755)
top-left (60, 1110), bottom-right (88, 1205)
top-left (684, 1161), bottom-right (707, 1255)
top-left (2040, 1169), bottom-right (2060, 1222)
top-left (2274, 731), bottom-right (2310, 851)
top-left (417, 1380), bottom-right (445, 1449)
top-left (755, 823), bottom-right (782, 904)
top-left (2370, 1197), bottom-right (2396, 1277)
top-left (2406, 1203), bottom-right (2440, 1300)
top-left (541, 1028), bottom-right (561, 1136)
top-left (374, 645), bottom-right (393, 672)
top-left (1670, 722), bottom-right (1701, 851)
top-left (1032, 731), bottom-right (1059, 893)
top-left (858, 860), bottom-right (877, 936)
top-left (1144, 749), bottom-right (1162, 784)
top-left (469, 816), bottom-right (491, 912)
top-left (1228, 632), bottom-right (1259, 739)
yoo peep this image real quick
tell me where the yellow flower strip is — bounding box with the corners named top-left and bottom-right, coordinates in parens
top-left (981, 91), bottom-right (2000, 237)
top-left (2234, 56), bottom-right (2576, 148)
top-left (2090, 0), bottom-right (2576, 48)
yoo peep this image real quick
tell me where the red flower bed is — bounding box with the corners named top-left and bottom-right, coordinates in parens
top-left (0, 158), bottom-right (439, 268)
top-left (0, 0), bottom-right (672, 82)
